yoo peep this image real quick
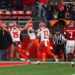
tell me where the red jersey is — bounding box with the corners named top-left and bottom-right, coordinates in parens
top-left (64, 28), bottom-right (75, 40)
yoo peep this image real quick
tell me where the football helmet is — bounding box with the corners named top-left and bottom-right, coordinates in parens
top-left (39, 22), bottom-right (46, 29)
top-left (68, 20), bottom-right (74, 27)
top-left (9, 23), bottom-right (17, 27)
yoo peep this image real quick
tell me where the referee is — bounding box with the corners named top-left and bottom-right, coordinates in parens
top-left (53, 31), bottom-right (66, 61)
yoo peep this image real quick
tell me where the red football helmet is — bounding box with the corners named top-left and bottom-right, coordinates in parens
top-left (9, 23), bottom-right (15, 27)
top-left (39, 22), bottom-right (46, 28)
top-left (68, 20), bottom-right (74, 27)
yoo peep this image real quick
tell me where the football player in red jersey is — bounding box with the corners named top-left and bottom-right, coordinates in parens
top-left (64, 20), bottom-right (75, 66)
top-left (0, 19), bottom-right (32, 64)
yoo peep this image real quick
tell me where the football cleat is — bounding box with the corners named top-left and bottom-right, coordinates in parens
top-left (54, 56), bottom-right (59, 63)
top-left (26, 52), bottom-right (29, 56)
top-left (27, 60), bottom-right (31, 64)
top-left (36, 61), bottom-right (41, 65)
top-left (71, 62), bottom-right (75, 67)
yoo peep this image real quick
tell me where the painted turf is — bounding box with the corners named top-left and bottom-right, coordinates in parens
top-left (0, 62), bottom-right (27, 67)
top-left (0, 61), bottom-right (73, 67)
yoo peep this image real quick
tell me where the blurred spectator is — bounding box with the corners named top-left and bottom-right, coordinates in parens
top-left (0, 27), bottom-right (11, 60)
top-left (14, 0), bottom-right (23, 10)
top-left (23, 0), bottom-right (36, 16)
top-left (0, 0), bottom-right (7, 9)
top-left (69, 2), bottom-right (75, 21)
top-left (6, 0), bottom-right (14, 11)
top-left (43, 2), bottom-right (54, 29)
top-left (55, 2), bottom-right (67, 19)
top-left (0, 0), bottom-right (2, 9)
top-left (64, 3), bottom-right (70, 19)
top-left (38, 0), bottom-right (48, 17)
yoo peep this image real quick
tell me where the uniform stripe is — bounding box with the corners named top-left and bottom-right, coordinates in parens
top-left (28, 42), bottom-right (33, 49)
top-left (38, 41), bottom-right (42, 50)
top-left (53, 34), bottom-right (65, 45)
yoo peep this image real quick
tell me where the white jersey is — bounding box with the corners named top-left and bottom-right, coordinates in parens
top-left (8, 28), bottom-right (21, 42)
top-left (28, 27), bottom-right (36, 40)
top-left (37, 28), bottom-right (50, 41)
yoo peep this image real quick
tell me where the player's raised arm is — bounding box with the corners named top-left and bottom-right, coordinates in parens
top-left (0, 19), bottom-right (9, 32)
top-left (21, 19), bottom-right (32, 32)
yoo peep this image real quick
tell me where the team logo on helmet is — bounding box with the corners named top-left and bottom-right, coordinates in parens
top-left (68, 20), bottom-right (74, 27)
top-left (39, 22), bottom-right (46, 28)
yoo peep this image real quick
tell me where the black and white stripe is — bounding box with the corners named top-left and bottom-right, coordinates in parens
top-left (53, 34), bottom-right (65, 45)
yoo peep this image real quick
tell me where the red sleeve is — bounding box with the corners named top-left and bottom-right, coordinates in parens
top-left (20, 28), bottom-right (24, 32)
top-left (6, 29), bottom-right (10, 33)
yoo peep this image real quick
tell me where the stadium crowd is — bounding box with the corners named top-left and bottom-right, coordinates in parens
top-left (0, 0), bottom-right (75, 65)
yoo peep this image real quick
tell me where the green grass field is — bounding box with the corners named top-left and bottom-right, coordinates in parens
top-left (0, 63), bottom-right (75, 75)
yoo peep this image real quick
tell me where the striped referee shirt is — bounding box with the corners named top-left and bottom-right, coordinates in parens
top-left (53, 33), bottom-right (66, 45)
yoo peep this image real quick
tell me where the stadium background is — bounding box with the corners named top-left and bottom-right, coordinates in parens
top-left (0, 0), bottom-right (75, 59)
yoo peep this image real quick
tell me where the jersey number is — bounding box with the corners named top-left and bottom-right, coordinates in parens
top-left (13, 32), bottom-right (18, 38)
top-left (69, 32), bottom-right (73, 38)
top-left (43, 30), bottom-right (48, 36)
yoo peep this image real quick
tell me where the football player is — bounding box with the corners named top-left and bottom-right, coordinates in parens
top-left (22, 23), bottom-right (39, 59)
top-left (64, 20), bottom-right (75, 65)
top-left (36, 22), bottom-right (58, 64)
top-left (0, 19), bottom-right (32, 64)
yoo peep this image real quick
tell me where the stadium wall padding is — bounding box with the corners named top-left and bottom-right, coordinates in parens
top-left (7, 37), bottom-right (75, 58)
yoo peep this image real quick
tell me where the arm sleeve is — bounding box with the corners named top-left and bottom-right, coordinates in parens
top-left (6, 29), bottom-right (10, 33)
top-left (62, 34), bottom-right (66, 41)
top-left (37, 29), bottom-right (41, 36)
top-left (20, 28), bottom-right (24, 32)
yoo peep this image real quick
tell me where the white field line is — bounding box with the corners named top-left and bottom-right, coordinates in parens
top-left (0, 61), bottom-right (73, 64)
top-left (0, 62), bottom-right (73, 67)
top-left (38, 61), bottom-right (71, 64)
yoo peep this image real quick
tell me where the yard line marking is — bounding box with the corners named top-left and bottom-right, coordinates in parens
top-left (0, 61), bottom-right (73, 63)
top-left (72, 74), bottom-right (75, 75)
top-left (41, 62), bottom-right (72, 64)
top-left (0, 61), bottom-right (73, 67)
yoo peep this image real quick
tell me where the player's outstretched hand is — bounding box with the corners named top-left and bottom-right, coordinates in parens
top-left (28, 19), bottom-right (32, 23)
top-left (26, 19), bottom-right (32, 28)
top-left (22, 50), bottom-right (29, 56)
top-left (0, 19), bottom-right (2, 25)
